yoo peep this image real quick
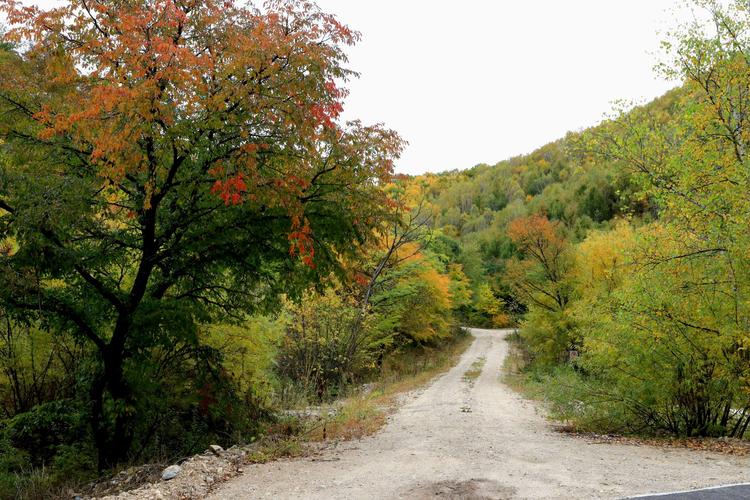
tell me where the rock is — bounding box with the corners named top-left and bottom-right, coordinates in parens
top-left (208, 444), bottom-right (224, 456)
top-left (360, 382), bottom-right (376, 395)
top-left (161, 465), bottom-right (181, 481)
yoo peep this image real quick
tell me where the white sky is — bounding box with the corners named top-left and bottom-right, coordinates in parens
top-left (19, 0), bottom-right (687, 175)
top-left (316, 0), bottom-right (683, 175)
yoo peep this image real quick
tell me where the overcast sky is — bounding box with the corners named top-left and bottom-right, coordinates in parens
top-left (20, 0), bottom-right (687, 175)
top-left (316, 0), bottom-right (683, 175)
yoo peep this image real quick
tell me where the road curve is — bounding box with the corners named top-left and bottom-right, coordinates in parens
top-left (209, 329), bottom-right (750, 499)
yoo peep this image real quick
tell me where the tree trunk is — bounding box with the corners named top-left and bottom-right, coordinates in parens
top-left (91, 334), bottom-right (133, 471)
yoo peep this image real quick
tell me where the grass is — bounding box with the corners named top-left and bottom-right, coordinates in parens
top-left (245, 435), bottom-right (306, 464)
top-left (462, 357), bottom-right (486, 385)
top-left (501, 329), bottom-right (537, 395)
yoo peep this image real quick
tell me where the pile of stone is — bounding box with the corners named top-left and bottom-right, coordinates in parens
top-left (92, 445), bottom-right (249, 500)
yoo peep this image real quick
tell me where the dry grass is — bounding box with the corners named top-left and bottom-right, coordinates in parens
top-left (245, 435), bottom-right (306, 464)
top-left (501, 330), bottom-right (534, 394)
top-left (462, 357), bottom-right (486, 384)
top-left (310, 397), bottom-right (387, 442)
top-left (309, 333), bottom-right (474, 443)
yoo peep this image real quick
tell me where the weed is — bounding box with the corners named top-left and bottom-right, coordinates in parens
top-left (462, 357), bottom-right (486, 385)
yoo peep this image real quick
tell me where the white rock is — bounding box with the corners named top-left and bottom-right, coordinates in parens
top-left (161, 464), bottom-right (181, 481)
top-left (208, 444), bottom-right (224, 456)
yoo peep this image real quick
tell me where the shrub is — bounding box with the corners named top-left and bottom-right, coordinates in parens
top-left (5, 400), bottom-right (90, 467)
top-left (276, 289), bottom-right (382, 401)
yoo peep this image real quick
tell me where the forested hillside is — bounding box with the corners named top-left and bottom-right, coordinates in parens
top-left (399, 89), bottom-right (677, 328)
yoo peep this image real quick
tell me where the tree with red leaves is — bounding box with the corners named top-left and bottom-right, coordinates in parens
top-left (0, 0), bottom-right (402, 468)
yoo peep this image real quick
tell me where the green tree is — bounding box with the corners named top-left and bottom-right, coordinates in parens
top-left (0, 0), bottom-right (401, 468)
top-left (578, 0), bottom-right (750, 436)
top-left (276, 286), bottom-right (380, 400)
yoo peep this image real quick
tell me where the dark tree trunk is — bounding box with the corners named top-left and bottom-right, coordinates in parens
top-left (91, 321), bottom-right (134, 471)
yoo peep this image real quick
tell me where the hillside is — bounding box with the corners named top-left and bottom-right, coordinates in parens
top-left (403, 89), bottom-right (680, 325)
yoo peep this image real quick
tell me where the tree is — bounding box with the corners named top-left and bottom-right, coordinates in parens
top-left (369, 247), bottom-right (454, 345)
top-left (503, 214), bottom-right (575, 364)
top-left (276, 285), bottom-right (380, 400)
top-left (473, 283), bottom-right (506, 327)
top-left (0, 0), bottom-right (402, 469)
top-left (505, 214), bottom-right (571, 312)
top-left (355, 189), bottom-right (431, 316)
top-left (578, 0), bottom-right (750, 436)
top-left (571, 223), bottom-right (750, 437)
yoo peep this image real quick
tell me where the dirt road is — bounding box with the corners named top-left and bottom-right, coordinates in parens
top-left (209, 329), bottom-right (749, 499)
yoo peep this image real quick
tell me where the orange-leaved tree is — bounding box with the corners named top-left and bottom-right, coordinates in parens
top-left (505, 214), bottom-right (575, 364)
top-left (506, 214), bottom-right (571, 312)
top-left (0, 0), bottom-right (402, 468)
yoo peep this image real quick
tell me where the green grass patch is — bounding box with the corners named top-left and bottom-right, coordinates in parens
top-left (462, 357), bottom-right (486, 384)
top-left (501, 332), bottom-right (639, 435)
